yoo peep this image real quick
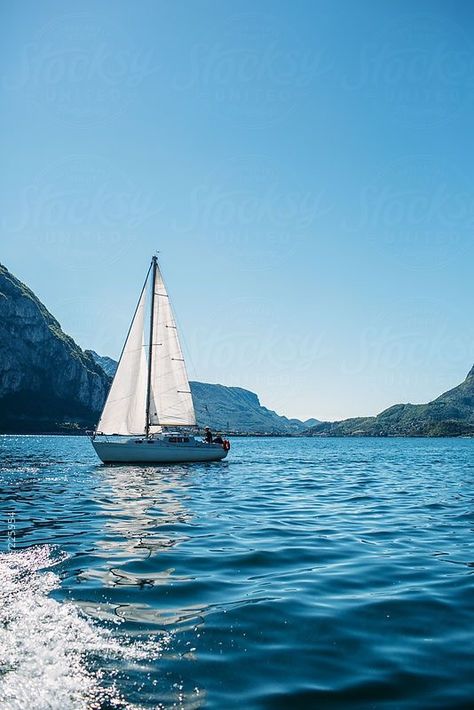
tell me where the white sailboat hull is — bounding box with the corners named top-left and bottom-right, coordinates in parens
top-left (92, 437), bottom-right (229, 464)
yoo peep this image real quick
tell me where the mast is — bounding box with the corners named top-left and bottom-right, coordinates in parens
top-left (145, 255), bottom-right (158, 437)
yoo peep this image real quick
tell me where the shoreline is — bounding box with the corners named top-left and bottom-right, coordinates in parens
top-left (1, 431), bottom-right (472, 439)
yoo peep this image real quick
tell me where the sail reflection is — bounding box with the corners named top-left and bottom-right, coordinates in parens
top-left (92, 466), bottom-right (193, 560)
top-left (73, 464), bottom-right (213, 639)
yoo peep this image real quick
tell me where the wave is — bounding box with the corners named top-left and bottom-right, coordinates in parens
top-left (0, 545), bottom-right (170, 710)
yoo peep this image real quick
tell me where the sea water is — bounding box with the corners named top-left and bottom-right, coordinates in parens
top-left (0, 435), bottom-right (473, 709)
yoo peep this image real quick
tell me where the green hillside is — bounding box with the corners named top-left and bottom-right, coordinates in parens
top-left (307, 365), bottom-right (474, 437)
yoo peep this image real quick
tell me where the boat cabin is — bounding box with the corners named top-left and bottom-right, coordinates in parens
top-left (133, 433), bottom-right (193, 445)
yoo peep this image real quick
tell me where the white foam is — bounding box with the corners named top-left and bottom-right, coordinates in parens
top-left (0, 545), bottom-right (170, 710)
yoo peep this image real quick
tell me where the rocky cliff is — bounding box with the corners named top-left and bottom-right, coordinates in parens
top-left (307, 365), bottom-right (474, 437)
top-left (85, 350), bottom-right (117, 378)
top-left (0, 263), bottom-right (110, 432)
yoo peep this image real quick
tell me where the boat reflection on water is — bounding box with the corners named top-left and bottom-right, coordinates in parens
top-left (77, 463), bottom-right (211, 636)
top-left (98, 464), bottom-right (194, 559)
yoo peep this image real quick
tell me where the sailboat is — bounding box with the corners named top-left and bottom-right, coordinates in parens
top-left (92, 256), bottom-right (230, 464)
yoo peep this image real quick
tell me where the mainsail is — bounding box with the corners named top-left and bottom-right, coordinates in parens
top-left (96, 257), bottom-right (196, 436)
top-left (147, 263), bottom-right (196, 429)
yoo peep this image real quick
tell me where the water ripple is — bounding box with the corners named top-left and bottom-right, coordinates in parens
top-left (1, 435), bottom-right (474, 708)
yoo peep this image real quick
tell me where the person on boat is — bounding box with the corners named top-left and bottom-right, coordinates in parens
top-left (204, 426), bottom-right (213, 444)
top-left (213, 433), bottom-right (223, 444)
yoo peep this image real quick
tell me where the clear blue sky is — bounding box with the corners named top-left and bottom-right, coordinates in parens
top-left (1, 0), bottom-right (473, 421)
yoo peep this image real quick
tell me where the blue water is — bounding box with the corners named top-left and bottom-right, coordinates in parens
top-left (1, 435), bottom-right (473, 709)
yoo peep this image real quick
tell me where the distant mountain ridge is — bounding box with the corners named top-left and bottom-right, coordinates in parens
top-left (85, 350), bottom-right (117, 378)
top-left (88, 353), bottom-right (316, 434)
top-left (0, 262), bottom-right (316, 434)
top-left (307, 365), bottom-right (474, 437)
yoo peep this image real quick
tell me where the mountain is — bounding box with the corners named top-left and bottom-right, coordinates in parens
top-left (189, 382), bottom-right (314, 434)
top-left (302, 418), bottom-right (320, 429)
top-left (307, 366), bottom-right (474, 437)
top-left (0, 263), bottom-right (110, 432)
top-left (88, 353), bottom-right (313, 434)
top-left (85, 350), bottom-right (117, 378)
